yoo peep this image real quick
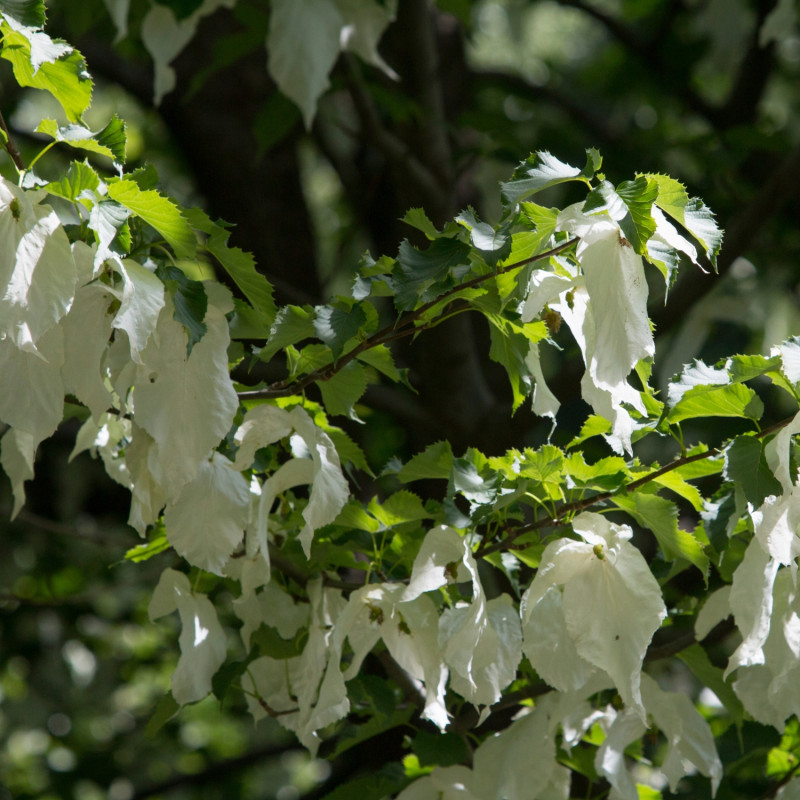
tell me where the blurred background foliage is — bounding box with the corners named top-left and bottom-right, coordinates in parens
top-left (1, 0), bottom-right (799, 797)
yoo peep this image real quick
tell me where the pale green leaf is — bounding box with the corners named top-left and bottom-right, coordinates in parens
top-left (318, 361), bottom-right (368, 420)
top-left (184, 207), bottom-right (276, 325)
top-left (501, 151), bottom-right (586, 210)
top-left (613, 492), bottom-right (708, 575)
top-left (0, 0), bottom-right (46, 28)
top-left (106, 179), bottom-right (196, 258)
top-left (0, 23), bottom-right (92, 121)
top-left (397, 440), bottom-right (454, 482)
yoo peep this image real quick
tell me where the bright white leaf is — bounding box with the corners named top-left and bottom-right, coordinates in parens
top-left (526, 342), bottom-right (560, 420)
top-left (149, 568), bottom-right (227, 705)
top-left (0, 427), bottom-right (35, 518)
top-left (522, 585), bottom-right (596, 692)
top-left (233, 404), bottom-right (294, 470)
top-left (726, 537), bottom-right (779, 676)
top-left (288, 406), bottom-right (349, 556)
top-left (337, 583), bottom-right (449, 729)
top-left (521, 512), bottom-right (666, 719)
top-left (0, 178), bottom-right (77, 352)
top-left (772, 338), bottom-right (800, 386)
top-left (110, 258), bottom-right (165, 365)
top-left (60, 242), bottom-right (115, 419)
top-left (519, 267), bottom-right (576, 323)
top-left (751, 489), bottom-right (800, 567)
top-left (733, 569), bottom-right (800, 731)
top-left (764, 409), bottom-right (800, 493)
top-left (396, 766), bottom-right (482, 800)
top-left (442, 593), bottom-right (522, 709)
top-left (695, 585), bottom-right (732, 640)
top-left (164, 452), bottom-right (250, 575)
top-left (0, 325), bottom-right (64, 445)
top-left (124, 424), bottom-right (168, 534)
top-left (0, 16), bottom-right (71, 72)
top-left (133, 296), bottom-right (238, 496)
top-left (403, 525), bottom-right (471, 601)
top-left (594, 707), bottom-right (646, 800)
top-left (667, 359), bottom-right (730, 407)
top-left (641, 673), bottom-right (722, 795)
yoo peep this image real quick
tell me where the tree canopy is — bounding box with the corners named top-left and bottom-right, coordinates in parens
top-left (1, 1), bottom-right (800, 799)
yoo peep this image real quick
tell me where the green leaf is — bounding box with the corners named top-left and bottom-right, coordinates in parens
top-left (394, 237), bottom-right (471, 310)
top-left (412, 729), bottom-right (469, 768)
top-left (487, 316), bottom-right (534, 413)
top-left (583, 177), bottom-right (657, 254)
top-left (648, 173), bottom-right (723, 268)
top-left (726, 353), bottom-right (783, 383)
top-left (452, 452), bottom-right (499, 506)
top-left (211, 653), bottom-right (257, 702)
top-left (724, 436), bottom-right (783, 508)
top-left (89, 198), bottom-right (131, 255)
top-left (613, 492), bottom-right (709, 575)
top-left (651, 470), bottom-right (705, 511)
top-left (318, 361), bottom-right (368, 420)
top-left (253, 91), bottom-right (301, 155)
top-left (320, 763), bottom-right (410, 800)
top-left (356, 344), bottom-right (407, 386)
top-left (35, 116), bottom-right (126, 166)
top-left (106, 179), bottom-right (195, 258)
top-left (157, 265), bottom-right (208, 356)
top-left (567, 415), bottom-right (611, 449)
top-left (368, 490), bottom-right (430, 528)
top-left (259, 305), bottom-right (315, 363)
top-left (501, 151), bottom-right (588, 210)
top-left (456, 207), bottom-right (511, 265)
top-left (401, 207), bottom-right (439, 239)
top-left (44, 160), bottom-right (100, 203)
top-left (145, 693), bottom-right (180, 738)
top-left (124, 529), bottom-right (170, 563)
top-left (677, 644), bottom-right (744, 728)
top-left (397, 440), bottom-right (454, 482)
top-left (564, 453), bottom-right (630, 490)
top-left (250, 623), bottom-right (307, 659)
top-left (314, 302), bottom-right (367, 360)
top-left (184, 208), bottom-right (276, 325)
top-left (0, 0), bottom-right (46, 28)
top-left (667, 383), bottom-right (762, 424)
top-left (615, 175), bottom-right (659, 254)
top-left (0, 24), bottom-right (92, 122)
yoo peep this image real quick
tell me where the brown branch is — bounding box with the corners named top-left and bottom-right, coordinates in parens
top-left (0, 110), bottom-right (26, 171)
top-left (476, 413), bottom-right (796, 559)
top-left (238, 238), bottom-right (578, 401)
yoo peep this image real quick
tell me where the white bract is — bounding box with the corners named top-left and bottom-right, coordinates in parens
top-left (149, 568), bottom-right (227, 705)
top-left (521, 512), bottom-right (666, 719)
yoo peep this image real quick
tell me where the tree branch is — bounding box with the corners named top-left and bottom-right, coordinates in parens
top-left (476, 413), bottom-right (795, 558)
top-left (0, 110), bottom-right (26, 172)
top-left (238, 238), bottom-right (578, 402)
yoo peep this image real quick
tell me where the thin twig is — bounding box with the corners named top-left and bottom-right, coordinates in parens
top-left (476, 414), bottom-right (796, 558)
top-left (0, 110), bottom-right (26, 172)
top-left (238, 238), bottom-right (577, 401)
